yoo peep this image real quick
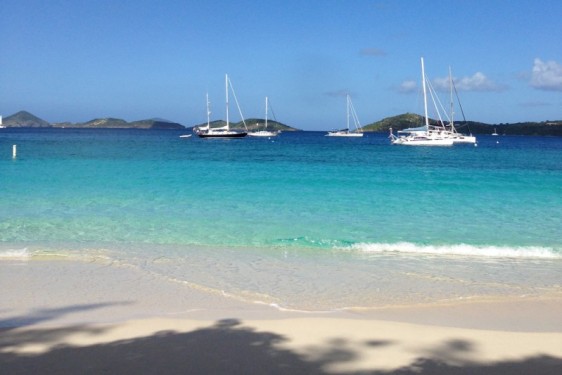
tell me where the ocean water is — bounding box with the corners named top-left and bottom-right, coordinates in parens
top-left (1, 128), bottom-right (561, 311)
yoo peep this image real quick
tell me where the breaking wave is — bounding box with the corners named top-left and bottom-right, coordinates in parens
top-left (348, 242), bottom-right (561, 259)
top-left (0, 247), bottom-right (31, 260)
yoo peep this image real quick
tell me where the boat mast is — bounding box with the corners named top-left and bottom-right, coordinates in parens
top-left (206, 92), bottom-right (211, 128)
top-left (449, 66), bottom-right (455, 132)
top-left (421, 57), bottom-right (429, 129)
top-left (346, 94), bottom-right (350, 131)
top-left (349, 97), bottom-right (361, 132)
top-left (265, 96), bottom-right (268, 130)
top-left (225, 74), bottom-right (229, 130)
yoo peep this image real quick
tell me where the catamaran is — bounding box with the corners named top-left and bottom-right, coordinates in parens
top-left (195, 74), bottom-right (248, 138)
top-left (443, 67), bottom-right (477, 144)
top-left (390, 58), bottom-right (453, 146)
top-left (326, 94), bottom-right (364, 137)
top-left (248, 96), bottom-right (279, 137)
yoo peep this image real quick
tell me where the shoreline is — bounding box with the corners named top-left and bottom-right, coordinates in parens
top-left (2, 257), bottom-right (561, 330)
top-left (2, 258), bottom-right (562, 373)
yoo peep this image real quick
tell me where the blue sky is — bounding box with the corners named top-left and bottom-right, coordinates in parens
top-left (1, 0), bottom-right (561, 130)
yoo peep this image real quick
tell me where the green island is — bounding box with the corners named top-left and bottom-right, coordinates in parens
top-left (3, 110), bottom-right (562, 136)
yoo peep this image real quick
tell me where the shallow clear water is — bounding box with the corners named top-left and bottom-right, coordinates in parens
top-left (1, 129), bottom-right (561, 310)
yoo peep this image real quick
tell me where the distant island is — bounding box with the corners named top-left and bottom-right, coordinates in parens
top-left (2, 110), bottom-right (561, 136)
top-left (2, 111), bottom-right (185, 130)
top-left (361, 113), bottom-right (562, 136)
top-left (1, 111), bottom-right (299, 132)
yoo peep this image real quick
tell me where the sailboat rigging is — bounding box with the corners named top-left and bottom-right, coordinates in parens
top-left (444, 67), bottom-right (477, 144)
top-left (195, 74), bottom-right (248, 138)
top-left (326, 94), bottom-right (364, 137)
top-left (248, 96), bottom-right (279, 137)
top-left (390, 58), bottom-right (453, 146)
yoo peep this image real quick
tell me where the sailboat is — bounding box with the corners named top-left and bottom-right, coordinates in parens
top-left (195, 74), bottom-right (248, 138)
top-left (390, 58), bottom-right (454, 146)
top-left (326, 94), bottom-right (364, 137)
top-left (492, 128), bottom-right (499, 136)
top-left (0, 116), bottom-right (5, 129)
top-left (248, 96), bottom-right (279, 137)
top-left (444, 67), bottom-right (477, 144)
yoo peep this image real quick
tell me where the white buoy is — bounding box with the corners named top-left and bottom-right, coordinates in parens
top-left (12, 144), bottom-right (17, 158)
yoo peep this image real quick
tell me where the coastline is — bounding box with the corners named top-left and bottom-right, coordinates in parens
top-left (2, 258), bottom-right (561, 373)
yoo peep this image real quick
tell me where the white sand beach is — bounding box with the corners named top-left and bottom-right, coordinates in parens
top-left (1, 259), bottom-right (562, 374)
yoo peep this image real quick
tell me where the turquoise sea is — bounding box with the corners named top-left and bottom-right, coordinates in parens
top-left (1, 129), bottom-right (561, 311)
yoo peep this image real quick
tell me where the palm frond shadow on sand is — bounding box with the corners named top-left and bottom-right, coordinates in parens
top-left (1, 304), bottom-right (561, 375)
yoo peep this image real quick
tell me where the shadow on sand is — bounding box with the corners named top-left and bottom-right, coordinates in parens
top-left (1, 303), bottom-right (561, 374)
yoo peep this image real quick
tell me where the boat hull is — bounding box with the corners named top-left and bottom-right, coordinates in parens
top-left (452, 135), bottom-right (477, 144)
top-left (247, 131), bottom-right (278, 137)
top-left (326, 132), bottom-right (363, 137)
top-left (198, 132), bottom-right (247, 138)
top-left (392, 137), bottom-right (454, 146)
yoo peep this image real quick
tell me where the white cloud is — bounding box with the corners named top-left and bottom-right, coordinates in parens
top-left (400, 73), bottom-right (504, 94)
top-left (433, 72), bottom-right (505, 92)
top-left (432, 76), bottom-right (452, 91)
top-left (531, 58), bottom-right (562, 91)
top-left (360, 48), bottom-right (386, 57)
top-left (397, 80), bottom-right (417, 93)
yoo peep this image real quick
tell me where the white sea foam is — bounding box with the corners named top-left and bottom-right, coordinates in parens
top-left (348, 242), bottom-right (561, 259)
top-left (0, 247), bottom-right (31, 260)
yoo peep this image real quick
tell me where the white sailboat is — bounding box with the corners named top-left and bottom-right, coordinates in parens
top-left (248, 96), bottom-right (279, 137)
top-left (492, 128), bottom-right (499, 136)
top-left (195, 74), bottom-right (248, 138)
top-left (0, 116), bottom-right (5, 129)
top-left (444, 67), bottom-right (477, 144)
top-left (326, 94), bottom-right (364, 137)
top-left (390, 58), bottom-right (454, 146)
